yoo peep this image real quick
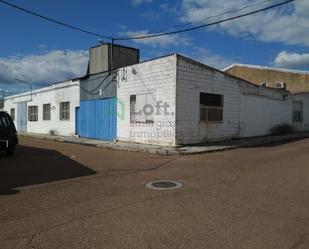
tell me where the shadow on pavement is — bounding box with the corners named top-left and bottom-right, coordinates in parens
top-left (0, 145), bottom-right (96, 195)
top-left (243, 138), bottom-right (307, 148)
top-left (198, 136), bottom-right (309, 149)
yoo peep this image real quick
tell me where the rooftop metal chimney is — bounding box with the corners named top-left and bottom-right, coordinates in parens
top-left (88, 43), bottom-right (140, 75)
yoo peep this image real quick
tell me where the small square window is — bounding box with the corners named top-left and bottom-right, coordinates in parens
top-left (200, 92), bottom-right (224, 122)
top-left (60, 102), bottom-right (70, 121)
top-left (28, 106), bottom-right (38, 122)
top-left (130, 94), bottom-right (154, 124)
top-left (293, 101), bottom-right (303, 122)
top-left (10, 108), bottom-right (15, 121)
top-left (200, 93), bottom-right (223, 107)
top-left (43, 104), bottom-right (51, 121)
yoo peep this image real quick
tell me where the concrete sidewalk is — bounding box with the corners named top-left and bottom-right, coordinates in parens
top-left (19, 132), bottom-right (309, 155)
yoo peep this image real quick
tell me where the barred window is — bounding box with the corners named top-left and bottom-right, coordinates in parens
top-left (43, 104), bottom-right (51, 121)
top-left (293, 101), bottom-right (303, 122)
top-left (10, 108), bottom-right (15, 121)
top-left (28, 106), bottom-right (38, 122)
top-left (60, 102), bottom-right (70, 121)
top-left (130, 95), bottom-right (137, 123)
top-left (200, 93), bottom-right (223, 122)
top-left (130, 93), bottom-right (155, 124)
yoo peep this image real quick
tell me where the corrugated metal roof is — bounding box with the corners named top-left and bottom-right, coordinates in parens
top-left (4, 80), bottom-right (79, 100)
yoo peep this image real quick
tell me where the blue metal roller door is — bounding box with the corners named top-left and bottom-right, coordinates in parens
top-left (77, 98), bottom-right (117, 141)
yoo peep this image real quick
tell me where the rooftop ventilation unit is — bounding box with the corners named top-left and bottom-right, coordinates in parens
top-left (275, 82), bottom-right (286, 89)
top-left (88, 44), bottom-right (140, 75)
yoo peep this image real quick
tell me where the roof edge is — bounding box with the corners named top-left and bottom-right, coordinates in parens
top-left (4, 80), bottom-right (79, 100)
top-left (176, 54), bottom-right (290, 94)
top-left (223, 63), bottom-right (309, 75)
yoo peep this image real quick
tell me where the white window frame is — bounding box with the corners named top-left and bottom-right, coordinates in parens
top-left (28, 106), bottom-right (38, 122)
top-left (43, 103), bottom-right (51, 121)
top-left (10, 108), bottom-right (15, 121)
top-left (60, 102), bottom-right (70, 121)
top-left (130, 93), bottom-right (155, 124)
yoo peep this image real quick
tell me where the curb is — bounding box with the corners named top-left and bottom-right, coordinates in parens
top-left (18, 132), bottom-right (309, 156)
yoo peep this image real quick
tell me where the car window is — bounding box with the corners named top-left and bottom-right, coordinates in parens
top-left (0, 116), bottom-right (12, 128)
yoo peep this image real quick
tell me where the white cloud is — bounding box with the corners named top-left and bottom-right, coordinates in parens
top-left (189, 47), bottom-right (237, 69)
top-left (160, 3), bottom-right (179, 14)
top-left (121, 30), bottom-right (191, 48)
top-left (132, 0), bottom-right (152, 6)
top-left (0, 50), bottom-right (88, 86)
top-left (181, 0), bottom-right (309, 46)
top-left (141, 10), bottom-right (161, 20)
top-left (37, 44), bottom-right (47, 49)
top-left (274, 51), bottom-right (309, 70)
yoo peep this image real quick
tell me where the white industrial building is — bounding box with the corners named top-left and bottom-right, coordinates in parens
top-left (2, 45), bottom-right (309, 146)
top-left (117, 54), bottom-right (300, 146)
top-left (3, 80), bottom-right (80, 136)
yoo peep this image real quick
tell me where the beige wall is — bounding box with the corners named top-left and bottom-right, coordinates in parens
top-left (226, 66), bottom-right (309, 93)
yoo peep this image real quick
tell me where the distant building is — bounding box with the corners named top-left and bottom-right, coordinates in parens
top-left (224, 64), bottom-right (309, 93)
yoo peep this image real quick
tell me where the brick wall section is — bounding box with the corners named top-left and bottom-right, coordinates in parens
top-left (175, 56), bottom-right (241, 144)
top-left (175, 55), bottom-right (295, 145)
top-left (226, 66), bottom-right (309, 93)
top-left (117, 55), bottom-right (177, 146)
top-left (240, 94), bottom-right (292, 137)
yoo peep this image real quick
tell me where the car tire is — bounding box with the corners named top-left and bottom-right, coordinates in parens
top-left (5, 145), bottom-right (15, 156)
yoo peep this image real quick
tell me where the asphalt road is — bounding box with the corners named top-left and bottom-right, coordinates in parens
top-left (0, 137), bottom-right (309, 249)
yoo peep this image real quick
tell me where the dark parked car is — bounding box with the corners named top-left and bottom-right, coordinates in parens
top-left (0, 111), bottom-right (18, 155)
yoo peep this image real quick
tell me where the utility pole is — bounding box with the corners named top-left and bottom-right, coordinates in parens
top-left (110, 37), bottom-right (114, 73)
top-left (14, 79), bottom-right (33, 101)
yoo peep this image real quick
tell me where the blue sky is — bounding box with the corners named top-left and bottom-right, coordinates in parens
top-left (0, 0), bottom-right (308, 95)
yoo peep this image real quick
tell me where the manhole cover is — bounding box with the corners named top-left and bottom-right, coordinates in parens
top-left (145, 180), bottom-right (183, 190)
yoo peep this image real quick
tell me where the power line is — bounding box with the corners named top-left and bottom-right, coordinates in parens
top-left (80, 77), bottom-right (115, 96)
top-left (0, 0), bottom-right (295, 42)
top-left (114, 0), bottom-right (295, 41)
top-left (0, 0), bottom-right (112, 39)
top-left (156, 0), bottom-right (278, 33)
top-left (80, 72), bottom-right (115, 95)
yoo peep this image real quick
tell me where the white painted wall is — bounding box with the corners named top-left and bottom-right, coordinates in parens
top-left (240, 94), bottom-right (292, 137)
top-left (176, 56), bottom-right (241, 144)
top-left (292, 93), bottom-right (309, 131)
top-left (2, 53), bottom-right (302, 145)
top-left (3, 80), bottom-right (80, 136)
top-left (117, 55), bottom-right (298, 146)
top-left (117, 55), bottom-right (177, 146)
top-left (175, 55), bottom-right (294, 145)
